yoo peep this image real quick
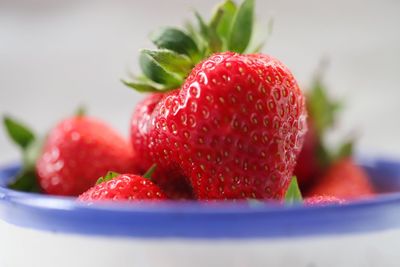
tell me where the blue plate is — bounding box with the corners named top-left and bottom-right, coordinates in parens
top-left (1, 157), bottom-right (400, 239)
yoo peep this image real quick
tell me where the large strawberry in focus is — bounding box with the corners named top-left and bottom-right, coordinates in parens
top-left (124, 0), bottom-right (307, 200)
top-left (307, 158), bottom-right (374, 200)
top-left (36, 115), bottom-right (138, 196)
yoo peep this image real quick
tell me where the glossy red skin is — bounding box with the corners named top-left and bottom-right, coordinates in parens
top-left (131, 93), bottom-right (194, 200)
top-left (135, 52), bottom-right (307, 200)
top-left (304, 195), bottom-right (345, 206)
top-left (294, 121), bottom-right (323, 187)
top-left (78, 174), bottom-right (167, 201)
top-left (36, 116), bottom-right (138, 196)
top-left (307, 158), bottom-right (375, 200)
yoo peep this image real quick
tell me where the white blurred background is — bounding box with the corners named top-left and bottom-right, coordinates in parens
top-left (1, 0), bottom-right (399, 164)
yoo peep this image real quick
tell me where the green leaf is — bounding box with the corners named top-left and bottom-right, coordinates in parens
top-left (336, 139), bottom-right (354, 159)
top-left (195, 11), bottom-right (210, 40)
top-left (285, 177), bottom-right (303, 205)
top-left (194, 11), bottom-right (223, 54)
top-left (8, 169), bottom-right (40, 193)
top-left (315, 139), bottom-right (333, 169)
top-left (122, 77), bottom-right (171, 93)
top-left (3, 115), bottom-right (42, 192)
top-left (141, 49), bottom-right (193, 77)
top-left (151, 27), bottom-right (199, 60)
top-left (3, 116), bottom-right (35, 149)
top-left (213, 0), bottom-right (237, 46)
top-left (96, 171), bottom-right (120, 185)
top-left (22, 138), bottom-right (43, 171)
top-left (184, 21), bottom-right (203, 45)
top-left (184, 21), bottom-right (208, 60)
top-left (194, 11), bottom-right (222, 54)
top-left (228, 0), bottom-right (254, 53)
top-left (139, 50), bottom-right (183, 87)
top-left (143, 164), bottom-right (157, 180)
top-left (8, 137), bottom-right (43, 192)
top-left (307, 78), bottom-right (342, 136)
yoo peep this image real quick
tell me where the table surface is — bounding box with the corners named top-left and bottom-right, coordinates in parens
top-left (1, 0), bottom-right (400, 164)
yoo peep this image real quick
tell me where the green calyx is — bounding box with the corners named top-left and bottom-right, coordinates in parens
top-left (123, 0), bottom-right (259, 93)
top-left (284, 177), bottom-right (303, 205)
top-left (3, 115), bottom-right (42, 192)
top-left (75, 105), bottom-right (87, 117)
top-left (307, 78), bottom-right (341, 138)
top-left (96, 171), bottom-right (120, 185)
top-left (307, 68), bottom-right (354, 167)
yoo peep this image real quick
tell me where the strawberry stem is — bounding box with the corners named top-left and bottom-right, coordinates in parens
top-left (75, 106), bottom-right (87, 117)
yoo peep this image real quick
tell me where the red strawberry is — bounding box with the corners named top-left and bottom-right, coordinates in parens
top-left (131, 93), bottom-right (194, 200)
top-left (128, 52), bottom-right (307, 200)
top-left (304, 195), bottom-right (345, 206)
top-left (124, 1), bottom-right (307, 200)
top-left (78, 172), bottom-right (167, 201)
top-left (307, 158), bottom-right (375, 200)
top-left (36, 116), bottom-right (138, 196)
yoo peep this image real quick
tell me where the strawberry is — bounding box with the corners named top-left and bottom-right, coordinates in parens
top-left (123, 0), bottom-right (307, 200)
top-left (130, 93), bottom-right (194, 200)
top-left (284, 177), bottom-right (345, 206)
top-left (307, 158), bottom-right (375, 200)
top-left (304, 195), bottom-right (345, 206)
top-left (124, 0), bottom-right (307, 200)
top-left (36, 115), bottom-right (138, 196)
top-left (78, 170), bottom-right (167, 202)
top-left (138, 52), bottom-right (307, 200)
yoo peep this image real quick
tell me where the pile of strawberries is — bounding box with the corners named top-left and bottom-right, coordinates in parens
top-left (3, 0), bottom-right (375, 205)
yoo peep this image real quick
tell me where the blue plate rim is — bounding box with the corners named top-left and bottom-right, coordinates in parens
top-left (1, 156), bottom-right (400, 239)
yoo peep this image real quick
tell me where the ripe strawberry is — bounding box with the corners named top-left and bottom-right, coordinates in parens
top-left (307, 158), bottom-right (375, 200)
top-left (128, 52), bottom-right (307, 200)
top-left (124, 1), bottom-right (307, 200)
top-left (304, 195), bottom-right (345, 206)
top-left (78, 172), bottom-right (167, 202)
top-left (36, 116), bottom-right (138, 196)
top-left (131, 93), bottom-right (194, 200)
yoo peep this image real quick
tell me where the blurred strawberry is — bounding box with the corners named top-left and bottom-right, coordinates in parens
top-left (3, 112), bottom-right (138, 196)
top-left (284, 177), bottom-right (346, 206)
top-left (307, 158), bottom-right (375, 200)
top-left (36, 115), bottom-right (138, 196)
